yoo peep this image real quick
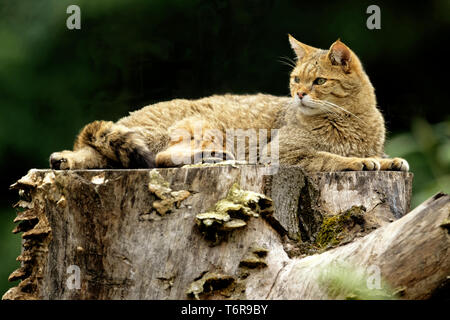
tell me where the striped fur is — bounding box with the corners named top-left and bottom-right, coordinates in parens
top-left (49, 36), bottom-right (408, 172)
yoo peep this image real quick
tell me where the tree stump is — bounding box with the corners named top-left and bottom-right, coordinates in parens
top-left (3, 165), bottom-right (447, 300)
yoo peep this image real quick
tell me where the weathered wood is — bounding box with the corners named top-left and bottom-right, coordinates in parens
top-left (265, 193), bottom-right (450, 299)
top-left (4, 165), bottom-right (442, 300)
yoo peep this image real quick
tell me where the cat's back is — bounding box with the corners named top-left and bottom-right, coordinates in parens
top-left (118, 93), bottom-right (289, 130)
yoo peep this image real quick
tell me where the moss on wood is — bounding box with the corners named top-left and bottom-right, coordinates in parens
top-left (315, 206), bottom-right (366, 248)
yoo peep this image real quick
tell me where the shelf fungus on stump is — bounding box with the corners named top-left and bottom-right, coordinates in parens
top-left (195, 183), bottom-right (273, 242)
top-left (186, 272), bottom-right (236, 300)
top-left (148, 169), bottom-right (191, 215)
top-left (239, 246), bottom-right (269, 269)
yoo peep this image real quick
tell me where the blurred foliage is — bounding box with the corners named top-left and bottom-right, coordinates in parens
top-left (0, 0), bottom-right (448, 296)
top-left (386, 119), bottom-right (450, 208)
top-left (0, 208), bottom-right (21, 294)
top-left (318, 261), bottom-right (397, 300)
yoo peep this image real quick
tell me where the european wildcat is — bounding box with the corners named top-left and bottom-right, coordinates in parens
top-left (49, 35), bottom-right (408, 172)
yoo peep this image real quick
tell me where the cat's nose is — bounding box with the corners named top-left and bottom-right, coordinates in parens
top-left (297, 92), bottom-right (307, 99)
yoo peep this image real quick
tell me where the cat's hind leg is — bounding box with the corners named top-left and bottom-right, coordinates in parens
top-left (155, 117), bottom-right (234, 167)
top-left (50, 147), bottom-right (107, 170)
top-left (50, 120), bottom-right (155, 169)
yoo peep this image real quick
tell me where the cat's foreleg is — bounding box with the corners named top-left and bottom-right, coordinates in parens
top-left (49, 120), bottom-right (155, 169)
top-left (280, 149), bottom-right (409, 172)
top-left (279, 149), bottom-right (382, 172)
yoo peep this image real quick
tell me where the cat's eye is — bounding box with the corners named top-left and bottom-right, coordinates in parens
top-left (314, 77), bottom-right (327, 85)
top-left (293, 76), bottom-right (300, 83)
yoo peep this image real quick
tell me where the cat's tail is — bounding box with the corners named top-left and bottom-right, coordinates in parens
top-left (50, 120), bottom-right (155, 169)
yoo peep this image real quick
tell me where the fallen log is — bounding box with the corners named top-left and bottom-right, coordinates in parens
top-left (266, 192), bottom-right (450, 299)
top-left (3, 165), bottom-right (445, 300)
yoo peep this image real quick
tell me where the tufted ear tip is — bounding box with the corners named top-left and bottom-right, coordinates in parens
top-left (288, 34), bottom-right (315, 61)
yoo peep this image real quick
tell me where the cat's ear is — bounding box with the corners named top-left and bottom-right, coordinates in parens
top-left (327, 39), bottom-right (353, 72)
top-left (288, 34), bottom-right (314, 61)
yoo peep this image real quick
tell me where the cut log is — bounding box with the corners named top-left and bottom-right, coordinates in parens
top-left (3, 165), bottom-right (444, 300)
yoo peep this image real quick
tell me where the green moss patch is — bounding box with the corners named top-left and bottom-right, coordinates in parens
top-left (315, 206), bottom-right (366, 249)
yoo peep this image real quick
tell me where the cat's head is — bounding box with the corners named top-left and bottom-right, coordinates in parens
top-left (288, 35), bottom-right (375, 117)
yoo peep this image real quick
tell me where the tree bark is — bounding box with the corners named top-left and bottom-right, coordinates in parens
top-left (3, 165), bottom-right (445, 300)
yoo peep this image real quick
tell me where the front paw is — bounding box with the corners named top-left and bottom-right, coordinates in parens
top-left (381, 157), bottom-right (409, 171)
top-left (345, 158), bottom-right (380, 171)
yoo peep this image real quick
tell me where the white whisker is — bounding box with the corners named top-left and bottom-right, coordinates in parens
top-left (278, 60), bottom-right (296, 69)
top-left (277, 56), bottom-right (297, 69)
top-left (310, 98), bottom-right (365, 122)
top-left (279, 56), bottom-right (297, 66)
top-left (304, 99), bottom-right (343, 119)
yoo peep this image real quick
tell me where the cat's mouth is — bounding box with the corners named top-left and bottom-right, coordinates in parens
top-left (294, 94), bottom-right (313, 108)
top-left (294, 95), bottom-right (314, 110)
top-left (293, 95), bottom-right (325, 116)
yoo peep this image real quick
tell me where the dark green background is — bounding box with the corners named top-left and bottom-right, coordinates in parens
top-left (0, 0), bottom-right (449, 296)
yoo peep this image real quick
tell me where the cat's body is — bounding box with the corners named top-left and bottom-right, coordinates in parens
top-left (49, 36), bottom-right (408, 172)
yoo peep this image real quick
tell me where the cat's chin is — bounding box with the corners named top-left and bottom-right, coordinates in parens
top-left (292, 98), bottom-right (324, 116)
top-left (299, 107), bottom-right (324, 116)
